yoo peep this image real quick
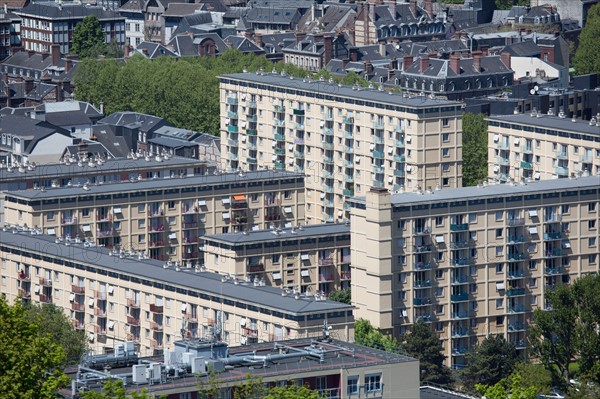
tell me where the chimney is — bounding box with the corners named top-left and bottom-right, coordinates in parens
top-left (409, 0), bottom-right (417, 16)
top-left (388, 0), bottom-right (396, 18)
top-left (124, 44), bottom-right (130, 58)
top-left (369, 2), bottom-right (375, 22)
top-left (424, 0), bottom-right (433, 18)
top-left (323, 35), bottom-right (333, 66)
top-left (55, 84), bottom-right (63, 102)
top-left (295, 30), bottom-right (306, 43)
top-left (65, 58), bottom-right (73, 73)
top-left (349, 47), bottom-right (358, 62)
top-left (364, 60), bottom-right (374, 75)
top-left (500, 51), bottom-right (511, 69)
top-left (24, 77), bottom-right (34, 94)
top-left (403, 54), bottom-right (413, 71)
top-left (420, 55), bottom-right (429, 73)
top-left (51, 44), bottom-right (60, 66)
top-left (379, 41), bottom-right (386, 57)
top-left (472, 50), bottom-right (482, 72)
top-left (254, 33), bottom-right (263, 48)
top-left (3, 73), bottom-right (10, 108)
top-left (27, 50), bottom-right (35, 58)
top-left (450, 54), bottom-right (460, 74)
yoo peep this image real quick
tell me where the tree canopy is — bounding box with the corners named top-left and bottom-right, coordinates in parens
top-left (81, 379), bottom-right (153, 399)
top-left (400, 321), bottom-right (452, 385)
top-left (0, 296), bottom-right (70, 399)
top-left (495, 0), bottom-right (529, 10)
top-left (462, 113), bottom-right (489, 186)
top-left (354, 318), bottom-right (400, 352)
top-left (71, 15), bottom-right (105, 58)
top-left (476, 373), bottom-right (541, 399)
top-left (327, 289), bottom-right (351, 305)
top-left (573, 3), bottom-right (600, 75)
top-left (460, 335), bottom-right (519, 392)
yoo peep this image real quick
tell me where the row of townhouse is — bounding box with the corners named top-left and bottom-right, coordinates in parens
top-left (3, 169), bottom-right (305, 265)
top-left (487, 111), bottom-right (600, 183)
top-left (349, 176), bottom-right (600, 369)
top-left (0, 229), bottom-right (353, 356)
top-left (219, 72), bottom-right (464, 224)
top-left (204, 223), bottom-right (351, 295)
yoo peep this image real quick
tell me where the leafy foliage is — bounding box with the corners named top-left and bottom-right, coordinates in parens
top-left (495, 0), bottom-right (529, 10)
top-left (0, 296), bottom-right (70, 399)
top-left (199, 373), bottom-right (323, 399)
top-left (71, 15), bottom-right (105, 58)
top-left (264, 384), bottom-right (324, 399)
top-left (476, 373), bottom-right (540, 399)
top-left (462, 112), bottom-right (488, 187)
top-left (531, 274), bottom-right (600, 385)
top-left (510, 363), bottom-right (552, 393)
top-left (354, 319), bottom-right (400, 352)
top-left (24, 302), bottom-right (87, 365)
top-left (574, 3), bottom-right (600, 75)
top-left (400, 321), bottom-right (452, 385)
top-left (460, 335), bottom-right (519, 392)
top-left (81, 379), bottom-right (153, 399)
top-left (327, 289), bottom-right (351, 304)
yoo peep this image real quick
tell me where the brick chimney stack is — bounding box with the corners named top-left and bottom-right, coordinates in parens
top-left (402, 54), bottom-right (413, 71)
top-left (51, 44), bottom-right (60, 66)
top-left (472, 50), bottom-right (482, 72)
top-left (389, 0), bottom-right (396, 18)
top-left (424, 0), bottom-right (433, 18)
top-left (420, 55), bottom-right (429, 73)
top-left (500, 51), bottom-right (511, 69)
top-left (409, 0), bottom-right (417, 16)
top-left (323, 35), bottom-right (333, 66)
top-left (364, 60), bottom-right (374, 75)
top-left (449, 54), bottom-right (461, 74)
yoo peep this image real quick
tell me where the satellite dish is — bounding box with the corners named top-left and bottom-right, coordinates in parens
top-left (529, 89), bottom-right (536, 95)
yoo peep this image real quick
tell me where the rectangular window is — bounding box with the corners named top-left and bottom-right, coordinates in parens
top-left (347, 377), bottom-right (359, 396)
top-left (496, 298), bottom-right (504, 308)
top-left (589, 203), bottom-right (597, 212)
top-left (365, 375), bottom-right (381, 392)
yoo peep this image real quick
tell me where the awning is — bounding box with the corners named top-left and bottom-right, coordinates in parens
top-left (387, 147), bottom-right (393, 154)
top-left (529, 226), bottom-right (538, 235)
top-left (406, 165), bottom-right (412, 172)
top-left (240, 318), bottom-right (246, 326)
top-left (34, 285), bottom-right (40, 293)
top-left (82, 225), bottom-right (91, 232)
top-left (493, 134), bottom-right (499, 142)
top-left (562, 241), bottom-right (571, 249)
top-left (529, 210), bottom-right (538, 217)
top-left (169, 233), bottom-right (176, 239)
top-left (320, 121), bottom-right (325, 127)
top-left (436, 235), bottom-right (445, 243)
top-left (108, 321), bottom-right (115, 329)
top-left (108, 286), bottom-right (114, 294)
top-left (388, 177), bottom-right (393, 183)
top-left (301, 253), bottom-right (309, 261)
top-left (471, 232), bottom-right (477, 241)
top-left (401, 309), bottom-right (408, 317)
top-left (369, 144), bottom-right (375, 150)
top-left (222, 212), bottom-right (230, 220)
top-left (493, 166), bottom-right (499, 172)
top-left (225, 118), bottom-right (230, 124)
top-left (284, 206), bottom-right (292, 213)
top-left (301, 270), bottom-right (310, 277)
top-left (69, 293), bottom-right (75, 302)
top-left (496, 282), bottom-right (505, 290)
top-left (241, 121), bottom-right (247, 128)
top-left (47, 228), bottom-right (55, 235)
top-left (113, 207), bottom-right (122, 214)
top-left (88, 334), bottom-right (94, 342)
top-left (355, 156), bottom-right (361, 164)
top-left (198, 199), bottom-right (206, 206)
top-left (241, 136), bottom-right (246, 143)
top-left (320, 193), bottom-right (326, 199)
top-left (272, 155), bottom-right (277, 161)
top-left (534, 172), bottom-right (540, 180)
top-left (338, 210), bottom-right (343, 217)
top-left (514, 138), bottom-right (520, 145)
top-left (406, 135), bottom-right (412, 143)
top-left (88, 298), bottom-right (95, 307)
top-left (222, 198), bottom-right (230, 205)
top-left (233, 195), bottom-right (246, 201)
top-left (272, 272), bottom-right (281, 280)
top-left (288, 144), bottom-right (294, 150)
top-left (181, 304), bottom-right (188, 312)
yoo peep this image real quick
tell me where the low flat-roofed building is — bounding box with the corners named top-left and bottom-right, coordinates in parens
top-left (487, 111), bottom-right (600, 183)
top-left (3, 169), bottom-right (305, 265)
top-left (348, 176), bottom-right (600, 368)
top-left (0, 229), bottom-right (354, 357)
top-left (204, 223), bottom-right (351, 295)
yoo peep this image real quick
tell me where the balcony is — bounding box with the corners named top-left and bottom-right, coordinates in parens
top-left (342, 189), bottom-right (354, 197)
top-left (496, 142), bottom-right (510, 150)
top-left (38, 277), bottom-right (52, 287)
top-left (96, 213), bottom-right (112, 222)
top-left (226, 97), bottom-right (237, 105)
top-left (507, 288), bottom-right (525, 297)
top-left (451, 293), bottom-right (469, 302)
top-left (322, 199), bottom-right (334, 208)
top-left (227, 111), bottom-right (238, 119)
top-left (246, 114), bottom-right (257, 122)
top-left (17, 271), bottom-right (30, 282)
top-left (71, 319), bottom-right (85, 330)
top-left (293, 108), bottom-right (305, 116)
top-left (497, 156), bottom-right (510, 166)
top-left (94, 307), bottom-right (107, 317)
top-left (242, 327), bottom-right (258, 338)
top-left (544, 214), bottom-right (562, 223)
top-left (451, 311), bottom-right (471, 319)
top-left (373, 165), bottom-right (384, 174)
top-left (556, 150), bottom-right (568, 160)
top-left (323, 156), bottom-right (334, 164)
top-left (342, 116), bottom-right (354, 124)
top-left (507, 236), bottom-right (526, 244)
top-left (127, 298), bottom-right (140, 308)
top-left (450, 241), bottom-right (473, 249)
top-left (323, 113), bottom-right (333, 121)
top-left (18, 288), bottom-right (31, 298)
top-left (542, 231), bottom-right (562, 241)
top-left (344, 130), bottom-right (353, 139)
top-left (507, 253), bottom-right (526, 261)
top-left (372, 121), bottom-right (384, 129)
top-left (322, 142), bottom-right (334, 151)
top-left (72, 285), bottom-right (85, 294)
top-left (343, 175), bottom-right (354, 183)
top-left (544, 267), bottom-right (563, 275)
top-left (372, 135), bottom-right (384, 144)
top-left (507, 271), bottom-right (524, 279)
top-left (318, 257), bottom-right (334, 266)
top-left (183, 252), bottom-right (199, 260)
top-left (343, 145), bottom-right (353, 153)
top-left (520, 161), bottom-right (533, 169)
top-left (508, 305), bottom-right (526, 313)
top-left (521, 145), bottom-right (533, 154)
top-left (274, 133), bottom-right (285, 141)
top-left (97, 229), bottom-right (114, 238)
top-left (294, 151), bottom-right (305, 159)
top-left (413, 244), bottom-right (432, 253)
top-left (415, 262), bottom-right (432, 270)
top-left (450, 223), bottom-right (469, 232)
top-left (71, 302), bottom-right (85, 311)
top-left (452, 347), bottom-right (469, 356)
top-left (451, 276), bottom-right (469, 285)
top-left (126, 334), bottom-right (141, 344)
top-left (149, 304), bottom-right (163, 313)
top-left (322, 127), bottom-right (333, 136)
top-left (508, 323), bottom-right (526, 332)
top-left (149, 240), bottom-right (164, 247)
top-left (274, 161), bottom-right (285, 169)
top-left (94, 290), bottom-right (107, 300)
top-left (246, 157), bottom-right (257, 164)
top-left (452, 258), bottom-right (470, 267)
top-left (507, 218), bottom-right (525, 226)
top-left (150, 339), bottom-right (163, 350)
top-left (247, 263), bottom-right (264, 273)
top-left (581, 154), bottom-right (594, 163)
top-left (414, 279), bottom-right (432, 288)
top-left (246, 129), bottom-right (257, 136)
top-left (274, 105), bottom-right (285, 113)
top-left (394, 139), bottom-right (405, 148)
top-left (185, 313), bottom-right (198, 323)
top-left (150, 321), bottom-right (163, 331)
top-left (543, 249), bottom-right (563, 258)
top-left (149, 224), bottom-right (164, 232)
top-left (227, 125), bottom-right (239, 133)
top-left (555, 166), bottom-right (569, 176)
top-left (127, 316), bottom-right (140, 326)
top-left (294, 123), bottom-right (305, 131)
top-left (393, 154), bottom-right (405, 162)
top-left (413, 226), bottom-right (431, 235)
top-left (451, 328), bottom-right (470, 337)
top-left (372, 150), bottom-right (384, 159)
top-left (341, 271), bottom-right (351, 280)
top-left (265, 214), bottom-right (281, 221)
top-left (319, 274), bottom-right (335, 282)
top-left (182, 221), bottom-right (198, 229)
top-left (61, 217), bottom-right (78, 225)
top-left (413, 297), bottom-right (432, 306)
top-left (39, 294), bottom-right (52, 303)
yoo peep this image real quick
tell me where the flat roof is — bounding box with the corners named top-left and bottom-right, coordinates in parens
top-left (220, 72), bottom-right (461, 109)
top-left (0, 230), bottom-right (352, 315)
top-left (487, 113), bottom-right (600, 136)
top-left (4, 169), bottom-right (304, 200)
top-left (0, 156), bottom-right (203, 182)
top-left (349, 175), bottom-right (600, 207)
top-left (204, 223), bottom-right (350, 245)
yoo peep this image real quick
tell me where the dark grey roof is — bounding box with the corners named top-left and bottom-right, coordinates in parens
top-left (5, 169), bottom-right (304, 200)
top-left (198, 0), bottom-right (227, 13)
top-left (0, 156), bottom-right (201, 181)
top-left (119, 0), bottom-right (144, 12)
top-left (193, 132), bottom-right (219, 146)
top-left (220, 73), bottom-right (461, 108)
top-left (63, 142), bottom-right (113, 158)
top-left (224, 36), bottom-right (263, 53)
top-left (0, 231), bottom-right (351, 316)
top-left (34, 101), bottom-right (102, 118)
top-left (91, 125), bottom-right (133, 158)
top-left (24, 82), bottom-right (56, 101)
top-left (44, 111), bottom-right (92, 127)
top-left (153, 125), bottom-right (198, 141)
top-left (147, 136), bottom-right (196, 148)
top-left (98, 111), bottom-right (170, 132)
top-left (163, 3), bottom-right (204, 17)
top-left (245, 7), bottom-right (299, 24)
top-left (420, 385), bottom-right (477, 399)
top-left (371, 3), bottom-right (432, 27)
top-left (17, 3), bottom-right (124, 21)
top-left (487, 113), bottom-right (600, 136)
top-left (135, 41), bottom-right (179, 59)
top-left (500, 40), bottom-right (542, 57)
top-left (205, 223), bottom-right (350, 245)
top-left (0, 115), bottom-right (70, 153)
top-left (348, 175), bottom-right (600, 207)
top-left (403, 55), bottom-right (512, 77)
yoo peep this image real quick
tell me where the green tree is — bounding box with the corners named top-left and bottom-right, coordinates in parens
top-left (476, 374), bottom-right (540, 399)
top-left (265, 384), bottom-right (324, 399)
top-left (574, 3), bottom-right (600, 75)
top-left (24, 303), bottom-right (87, 365)
top-left (460, 335), bottom-right (519, 393)
top-left (0, 296), bottom-right (70, 399)
top-left (495, 0), bottom-right (529, 10)
top-left (81, 379), bottom-right (154, 399)
top-left (401, 321), bottom-right (452, 385)
top-left (509, 363), bottom-right (552, 393)
top-left (354, 319), bottom-right (400, 352)
top-left (327, 289), bottom-right (351, 304)
top-left (71, 15), bottom-right (105, 58)
top-left (462, 112), bottom-right (488, 187)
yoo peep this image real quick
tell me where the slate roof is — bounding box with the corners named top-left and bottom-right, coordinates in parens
top-left (34, 101), bottom-right (102, 119)
top-left (152, 125), bottom-right (199, 141)
top-left (91, 125), bottom-right (133, 158)
top-left (98, 111), bottom-right (170, 132)
top-left (204, 223), bottom-right (349, 245)
top-left (403, 55), bottom-right (512, 78)
top-left (63, 142), bottom-right (114, 158)
top-left (119, 0), bottom-right (144, 12)
top-left (194, 132), bottom-right (219, 146)
top-left (370, 3), bottom-right (432, 27)
top-left (244, 7), bottom-right (299, 24)
top-left (44, 111), bottom-right (92, 127)
top-left (0, 115), bottom-right (70, 153)
top-left (258, 32), bottom-right (295, 54)
top-left (17, 2), bottom-right (124, 21)
top-left (500, 40), bottom-right (542, 57)
top-left (168, 33), bottom-right (229, 56)
top-left (170, 12), bottom-right (214, 35)
top-left (162, 3), bottom-right (204, 17)
top-left (198, 0), bottom-right (227, 13)
top-left (224, 36), bottom-right (264, 53)
top-left (420, 385), bottom-right (478, 399)
top-left (134, 41), bottom-right (179, 59)
top-left (148, 136), bottom-right (196, 149)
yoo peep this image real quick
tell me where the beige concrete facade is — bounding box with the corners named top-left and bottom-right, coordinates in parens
top-left (487, 112), bottom-right (600, 183)
top-left (0, 230), bottom-right (353, 355)
top-left (349, 176), bottom-right (600, 368)
top-left (220, 72), bottom-right (463, 224)
top-left (3, 170), bottom-right (305, 265)
top-left (203, 223), bottom-right (351, 295)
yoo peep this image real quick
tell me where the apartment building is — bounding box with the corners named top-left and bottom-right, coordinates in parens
top-left (349, 176), bottom-right (600, 368)
top-left (0, 230), bottom-right (353, 355)
top-left (204, 223), bottom-right (351, 295)
top-left (487, 111), bottom-right (600, 183)
top-left (220, 72), bottom-right (463, 224)
top-left (3, 170), bottom-right (305, 265)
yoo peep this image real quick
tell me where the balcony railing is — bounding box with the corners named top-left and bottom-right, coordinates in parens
top-left (413, 297), bottom-right (432, 306)
top-left (17, 271), bottom-right (30, 281)
top-left (340, 271), bottom-right (351, 280)
top-left (544, 267), bottom-right (563, 275)
top-left (97, 229), bottom-right (114, 238)
top-left (72, 285), bottom-right (85, 294)
top-left (415, 262), bottom-right (432, 270)
top-left (544, 232), bottom-right (562, 240)
top-left (150, 321), bottom-right (163, 331)
top-left (450, 223), bottom-right (469, 232)
top-left (94, 308), bottom-right (107, 317)
top-left (18, 288), bottom-right (31, 298)
top-left (508, 305), bottom-right (526, 313)
top-left (555, 166), bottom-right (568, 176)
top-left (127, 298), bottom-right (140, 308)
top-left (414, 279), bottom-right (432, 288)
top-left (507, 218), bottom-right (525, 226)
top-left (94, 290), bottom-right (107, 300)
top-left (451, 293), bottom-right (469, 302)
top-left (71, 302), bottom-right (85, 311)
top-left (451, 311), bottom-right (471, 319)
top-left (94, 325), bottom-right (107, 335)
top-left (149, 304), bottom-right (163, 313)
top-left (39, 277), bottom-right (52, 287)
top-left (318, 257), bottom-right (334, 266)
top-left (319, 274), bottom-right (335, 282)
top-left (71, 319), bottom-right (85, 330)
top-left (39, 294), bottom-right (52, 303)
top-left (183, 252), bottom-right (199, 260)
top-left (247, 263), bottom-right (264, 273)
top-left (242, 327), bottom-right (258, 338)
top-left (61, 217), bottom-right (78, 225)
top-left (127, 316), bottom-right (140, 326)
top-left (126, 334), bottom-right (141, 344)
top-left (414, 245), bottom-right (432, 253)
top-left (96, 213), bottom-right (112, 222)
top-left (507, 288), bottom-right (525, 297)
top-left (544, 249), bottom-right (563, 258)
top-left (508, 323), bottom-right (526, 332)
